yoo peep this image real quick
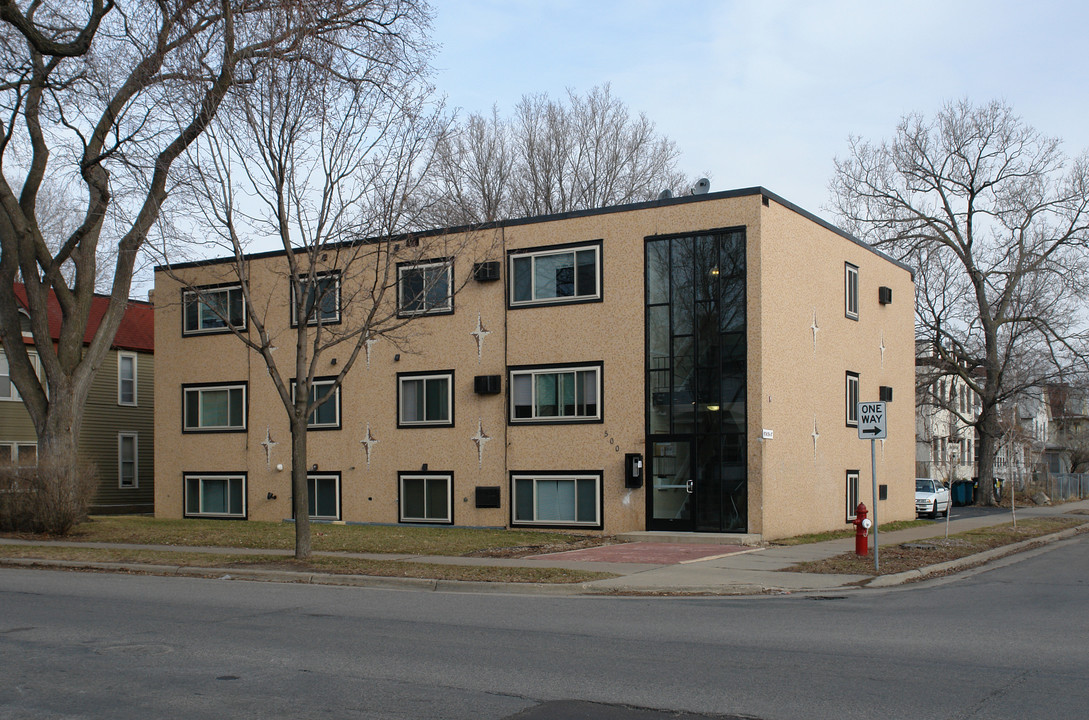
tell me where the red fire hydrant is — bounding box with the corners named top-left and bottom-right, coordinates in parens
top-left (852, 502), bottom-right (871, 556)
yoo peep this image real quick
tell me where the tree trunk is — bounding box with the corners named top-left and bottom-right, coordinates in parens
top-left (290, 417), bottom-right (312, 559)
top-left (975, 405), bottom-right (1000, 507)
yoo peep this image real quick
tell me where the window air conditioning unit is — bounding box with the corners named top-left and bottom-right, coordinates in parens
top-left (474, 375), bottom-right (501, 394)
top-left (879, 386), bottom-right (893, 402)
top-left (473, 261), bottom-right (501, 282)
top-left (878, 286), bottom-right (893, 304)
top-left (475, 486), bottom-right (501, 508)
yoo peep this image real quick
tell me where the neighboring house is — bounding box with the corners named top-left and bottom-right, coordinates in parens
top-left (1049, 384), bottom-right (1089, 474)
top-left (152, 187), bottom-right (916, 541)
top-left (1, 285), bottom-right (154, 513)
top-left (915, 348), bottom-right (980, 481)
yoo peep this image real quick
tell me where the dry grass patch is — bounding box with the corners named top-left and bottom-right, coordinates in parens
top-left (0, 545), bottom-right (616, 584)
top-left (792, 518), bottom-right (1087, 576)
top-left (772, 519), bottom-right (931, 546)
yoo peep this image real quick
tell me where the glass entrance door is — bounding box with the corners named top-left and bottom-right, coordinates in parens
top-left (649, 439), bottom-right (692, 527)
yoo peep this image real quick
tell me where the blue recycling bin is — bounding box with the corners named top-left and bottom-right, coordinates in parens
top-left (952, 480), bottom-right (973, 506)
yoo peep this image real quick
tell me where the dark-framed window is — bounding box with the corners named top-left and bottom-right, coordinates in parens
top-left (398, 259), bottom-right (453, 316)
top-left (291, 271), bottom-right (341, 326)
top-left (509, 240), bottom-right (602, 307)
top-left (845, 263), bottom-right (859, 320)
top-left (184, 473), bottom-right (247, 518)
top-left (183, 284), bottom-right (246, 335)
top-left (398, 472), bottom-right (453, 524)
top-left (846, 372), bottom-right (860, 427)
top-left (183, 382), bottom-right (247, 432)
top-left (397, 371), bottom-right (454, 427)
top-left (292, 377), bottom-right (341, 430)
top-left (846, 470), bottom-right (860, 521)
top-left (509, 363), bottom-right (601, 423)
top-left (511, 471), bottom-right (602, 528)
top-left (308, 473), bottom-right (341, 520)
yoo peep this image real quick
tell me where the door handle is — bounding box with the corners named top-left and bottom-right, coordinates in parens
top-left (686, 479), bottom-right (694, 494)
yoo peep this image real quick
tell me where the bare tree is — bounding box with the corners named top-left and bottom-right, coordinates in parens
top-left (0, 1), bottom-right (432, 525)
top-left (831, 99), bottom-right (1089, 506)
top-left (160, 19), bottom-right (484, 559)
top-left (416, 84), bottom-right (690, 225)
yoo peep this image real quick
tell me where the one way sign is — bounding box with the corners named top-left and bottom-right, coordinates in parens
top-left (857, 401), bottom-right (887, 439)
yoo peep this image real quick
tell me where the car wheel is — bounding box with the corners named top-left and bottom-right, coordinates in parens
top-left (931, 499), bottom-right (939, 518)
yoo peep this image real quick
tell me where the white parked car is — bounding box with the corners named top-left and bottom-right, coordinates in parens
top-left (915, 477), bottom-right (951, 518)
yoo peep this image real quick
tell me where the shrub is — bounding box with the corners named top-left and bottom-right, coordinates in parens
top-left (0, 458), bottom-right (98, 535)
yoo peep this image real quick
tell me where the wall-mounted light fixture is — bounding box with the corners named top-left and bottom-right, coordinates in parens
top-left (267, 492), bottom-right (277, 500)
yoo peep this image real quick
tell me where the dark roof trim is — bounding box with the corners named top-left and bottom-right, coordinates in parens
top-left (155, 186), bottom-right (915, 278)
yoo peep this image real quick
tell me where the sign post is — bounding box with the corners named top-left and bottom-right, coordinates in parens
top-left (858, 401), bottom-right (887, 572)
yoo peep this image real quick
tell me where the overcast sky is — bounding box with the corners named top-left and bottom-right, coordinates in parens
top-left (430, 0), bottom-right (1089, 217)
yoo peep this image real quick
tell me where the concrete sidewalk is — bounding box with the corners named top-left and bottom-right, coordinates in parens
top-left (2, 500), bottom-right (1087, 595)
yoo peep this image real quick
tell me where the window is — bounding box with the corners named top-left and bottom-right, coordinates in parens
top-left (846, 470), bottom-right (860, 520)
top-left (512, 473), bottom-right (601, 527)
top-left (845, 263), bottom-right (859, 320)
top-left (183, 284), bottom-right (246, 335)
top-left (510, 242), bottom-right (601, 306)
top-left (308, 474), bottom-right (341, 520)
top-left (291, 271), bottom-right (340, 326)
top-left (0, 442), bottom-right (37, 466)
top-left (0, 350), bottom-right (41, 401)
top-left (398, 260), bottom-right (453, 316)
top-left (399, 473), bottom-right (453, 524)
top-left (183, 383), bottom-right (247, 432)
top-left (118, 353), bottom-right (137, 406)
top-left (510, 364), bottom-right (601, 423)
top-left (184, 474), bottom-right (246, 518)
top-left (118, 433), bottom-right (138, 488)
top-left (845, 372), bottom-right (859, 427)
top-left (398, 372), bottom-right (453, 427)
top-left (293, 378), bottom-right (341, 429)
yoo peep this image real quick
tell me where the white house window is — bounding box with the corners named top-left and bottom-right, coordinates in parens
top-left (118, 353), bottom-right (137, 406)
top-left (118, 433), bottom-right (138, 488)
top-left (291, 271), bottom-right (340, 326)
top-left (398, 372), bottom-right (453, 427)
top-left (184, 474), bottom-right (246, 518)
top-left (845, 263), bottom-right (859, 320)
top-left (183, 285), bottom-right (245, 335)
top-left (846, 470), bottom-right (860, 520)
top-left (512, 473), bottom-right (601, 527)
top-left (399, 473), bottom-right (453, 524)
top-left (0, 350), bottom-right (41, 401)
top-left (846, 372), bottom-right (860, 427)
top-left (510, 365), bottom-right (601, 423)
top-left (308, 474), bottom-right (341, 520)
top-left (398, 260), bottom-right (453, 316)
top-left (510, 243), bottom-right (601, 306)
top-left (0, 442), bottom-right (37, 466)
top-left (183, 383), bottom-right (247, 431)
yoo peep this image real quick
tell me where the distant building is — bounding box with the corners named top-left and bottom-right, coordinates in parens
top-left (2, 285), bottom-right (154, 513)
top-left (152, 187), bottom-right (915, 540)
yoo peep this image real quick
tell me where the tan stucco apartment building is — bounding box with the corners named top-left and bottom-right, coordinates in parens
top-left (153, 187), bottom-right (915, 540)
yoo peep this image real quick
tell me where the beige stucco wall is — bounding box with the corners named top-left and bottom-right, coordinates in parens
top-left (153, 190), bottom-right (914, 539)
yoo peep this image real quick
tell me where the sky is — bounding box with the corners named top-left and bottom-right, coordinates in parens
top-left (429, 0), bottom-right (1089, 217)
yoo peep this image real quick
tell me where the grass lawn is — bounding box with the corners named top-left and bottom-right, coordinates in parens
top-left (4, 515), bottom-right (616, 557)
top-left (771, 519), bottom-right (932, 546)
top-left (792, 517), bottom-right (1087, 576)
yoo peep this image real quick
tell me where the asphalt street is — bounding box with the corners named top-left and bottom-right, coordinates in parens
top-left (2, 532), bottom-right (1087, 719)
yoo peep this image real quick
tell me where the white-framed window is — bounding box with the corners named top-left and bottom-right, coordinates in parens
top-left (845, 262), bottom-right (859, 320)
top-left (398, 372), bottom-right (453, 427)
top-left (510, 242), bottom-right (601, 306)
top-left (0, 350), bottom-right (41, 402)
top-left (118, 352), bottom-right (137, 406)
top-left (118, 433), bottom-right (138, 488)
top-left (183, 284), bottom-right (246, 335)
top-left (846, 372), bottom-right (860, 427)
top-left (510, 364), bottom-right (601, 423)
top-left (846, 470), bottom-right (860, 521)
top-left (398, 259), bottom-right (453, 316)
top-left (292, 378), bottom-right (341, 429)
top-left (399, 472), bottom-right (453, 524)
top-left (512, 472), bottom-right (601, 527)
top-left (291, 271), bottom-right (340, 326)
top-left (308, 474), bottom-right (341, 520)
top-left (0, 442), bottom-right (37, 466)
top-left (183, 383), bottom-right (247, 432)
top-left (184, 474), bottom-right (246, 518)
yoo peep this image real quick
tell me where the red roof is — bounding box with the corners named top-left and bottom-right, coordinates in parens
top-left (14, 284), bottom-right (153, 353)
